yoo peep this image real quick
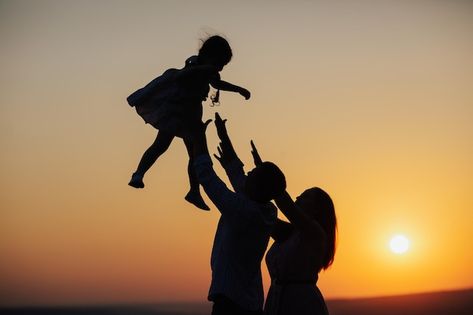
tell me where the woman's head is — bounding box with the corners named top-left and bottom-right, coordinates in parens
top-left (296, 187), bottom-right (337, 270)
top-left (198, 35), bottom-right (233, 70)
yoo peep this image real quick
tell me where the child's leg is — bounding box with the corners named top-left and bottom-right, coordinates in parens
top-left (129, 131), bottom-right (174, 188)
top-left (183, 138), bottom-right (210, 211)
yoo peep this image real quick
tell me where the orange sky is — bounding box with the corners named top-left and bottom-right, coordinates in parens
top-left (1, 0), bottom-right (472, 306)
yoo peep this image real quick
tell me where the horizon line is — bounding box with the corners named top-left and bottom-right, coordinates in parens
top-left (1, 286), bottom-right (472, 309)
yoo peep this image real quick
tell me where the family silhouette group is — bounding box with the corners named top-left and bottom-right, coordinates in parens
top-left (127, 35), bottom-right (337, 315)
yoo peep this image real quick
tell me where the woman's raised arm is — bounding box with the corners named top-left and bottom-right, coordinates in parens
top-left (274, 191), bottom-right (326, 242)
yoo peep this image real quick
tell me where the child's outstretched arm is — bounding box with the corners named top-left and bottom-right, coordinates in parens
top-left (211, 80), bottom-right (251, 100)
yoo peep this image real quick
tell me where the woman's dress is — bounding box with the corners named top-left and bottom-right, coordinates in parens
top-left (265, 231), bottom-right (329, 315)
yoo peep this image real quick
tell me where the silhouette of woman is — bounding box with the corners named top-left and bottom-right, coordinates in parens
top-left (127, 35), bottom-right (250, 210)
top-left (251, 144), bottom-right (336, 315)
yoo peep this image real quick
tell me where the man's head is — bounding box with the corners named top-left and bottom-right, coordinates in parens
top-left (245, 162), bottom-right (286, 203)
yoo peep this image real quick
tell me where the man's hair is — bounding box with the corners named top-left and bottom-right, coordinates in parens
top-left (249, 162), bottom-right (286, 202)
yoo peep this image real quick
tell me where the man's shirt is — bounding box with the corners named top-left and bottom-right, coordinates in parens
top-left (194, 154), bottom-right (277, 311)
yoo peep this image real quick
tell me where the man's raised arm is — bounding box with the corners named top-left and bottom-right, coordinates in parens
top-left (213, 113), bottom-right (246, 193)
top-left (191, 120), bottom-right (242, 214)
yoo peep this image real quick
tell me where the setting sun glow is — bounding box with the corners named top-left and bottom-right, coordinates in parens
top-left (390, 235), bottom-right (410, 254)
top-left (1, 0), bottom-right (473, 307)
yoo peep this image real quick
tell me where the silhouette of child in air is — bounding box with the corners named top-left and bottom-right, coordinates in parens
top-left (127, 35), bottom-right (250, 211)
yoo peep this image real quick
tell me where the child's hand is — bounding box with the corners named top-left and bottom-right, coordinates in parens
top-left (239, 88), bottom-right (251, 100)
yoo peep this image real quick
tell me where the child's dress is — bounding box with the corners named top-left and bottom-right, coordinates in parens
top-left (127, 56), bottom-right (210, 138)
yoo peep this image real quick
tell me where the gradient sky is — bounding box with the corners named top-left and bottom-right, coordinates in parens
top-left (1, 0), bottom-right (472, 307)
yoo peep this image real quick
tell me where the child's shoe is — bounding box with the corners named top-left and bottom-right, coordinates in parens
top-left (185, 191), bottom-right (210, 211)
top-left (128, 173), bottom-right (145, 189)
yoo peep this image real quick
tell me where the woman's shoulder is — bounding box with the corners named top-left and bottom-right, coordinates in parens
top-left (294, 226), bottom-right (327, 253)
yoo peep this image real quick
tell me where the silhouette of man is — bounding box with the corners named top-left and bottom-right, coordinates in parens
top-left (191, 114), bottom-right (286, 315)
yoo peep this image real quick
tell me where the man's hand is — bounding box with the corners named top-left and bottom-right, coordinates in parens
top-left (215, 112), bottom-right (228, 140)
top-left (190, 119), bottom-right (212, 158)
top-left (213, 113), bottom-right (238, 167)
top-left (213, 142), bottom-right (232, 168)
top-left (188, 119), bottom-right (212, 140)
top-left (201, 118), bottom-right (213, 132)
top-left (250, 140), bottom-right (263, 166)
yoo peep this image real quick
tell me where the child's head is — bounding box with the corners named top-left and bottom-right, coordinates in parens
top-left (198, 35), bottom-right (232, 70)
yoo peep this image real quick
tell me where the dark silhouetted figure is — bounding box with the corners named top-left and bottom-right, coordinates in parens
top-left (190, 113), bottom-right (286, 315)
top-left (253, 138), bottom-right (336, 315)
top-left (127, 35), bottom-right (250, 210)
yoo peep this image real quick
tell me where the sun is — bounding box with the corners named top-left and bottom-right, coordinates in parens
top-left (389, 234), bottom-right (410, 254)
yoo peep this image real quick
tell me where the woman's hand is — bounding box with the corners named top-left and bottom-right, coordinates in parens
top-left (250, 140), bottom-right (263, 167)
